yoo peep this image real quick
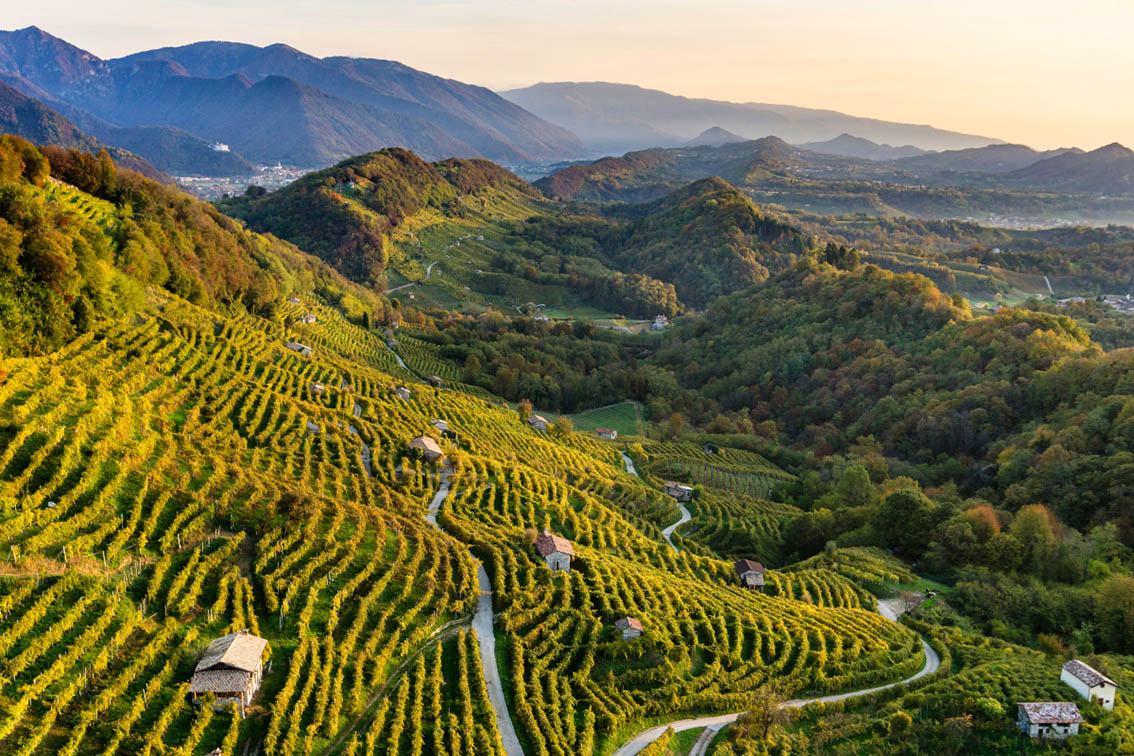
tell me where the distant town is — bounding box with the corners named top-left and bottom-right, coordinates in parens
top-left (175, 164), bottom-right (313, 200)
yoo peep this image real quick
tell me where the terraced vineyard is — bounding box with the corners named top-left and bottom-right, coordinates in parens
top-left (0, 282), bottom-right (924, 756)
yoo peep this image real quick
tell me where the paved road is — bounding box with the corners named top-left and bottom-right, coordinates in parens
top-left (660, 504), bottom-right (691, 551)
top-left (381, 341), bottom-right (408, 369)
top-left (620, 451), bottom-right (638, 477)
top-left (610, 599), bottom-right (940, 756)
top-left (382, 260), bottom-right (440, 294)
top-left (424, 473), bottom-right (527, 756)
top-left (689, 723), bottom-right (723, 756)
top-left (346, 424), bottom-right (371, 477)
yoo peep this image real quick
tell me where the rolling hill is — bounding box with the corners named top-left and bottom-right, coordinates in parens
top-left (799, 132), bottom-right (926, 161)
top-left (501, 81), bottom-right (1003, 154)
top-left (892, 142), bottom-right (1082, 175)
top-left (997, 142), bottom-right (1134, 194)
top-left (685, 126), bottom-right (747, 147)
top-left (0, 26), bottom-right (587, 169)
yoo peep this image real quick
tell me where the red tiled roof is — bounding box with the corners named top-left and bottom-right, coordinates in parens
top-left (1063, 659), bottom-right (1117, 688)
top-left (536, 532), bottom-right (574, 557)
top-left (615, 616), bottom-right (644, 631)
top-left (1018, 702), bottom-right (1083, 725)
top-left (734, 559), bottom-right (766, 575)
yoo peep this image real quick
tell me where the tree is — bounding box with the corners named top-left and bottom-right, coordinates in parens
top-left (733, 683), bottom-right (789, 741)
top-left (552, 416), bottom-right (574, 436)
top-left (835, 464), bottom-right (877, 509)
top-left (666, 412), bottom-right (685, 439)
top-left (463, 353), bottom-right (482, 384)
top-left (1010, 504), bottom-right (1061, 576)
top-left (516, 398), bottom-right (532, 421)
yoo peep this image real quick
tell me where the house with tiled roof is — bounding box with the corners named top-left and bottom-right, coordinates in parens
top-left (615, 616), bottom-right (643, 640)
top-left (594, 428), bottom-right (618, 440)
top-left (535, 530), bottom-right (574, 572)
top-left (734, 559), bottom-right (766, 591)
top-left (663, 481), bottom-right (693, 501)
top-left (285, 341), bottom-right (313, 356)
top-left (188, 631), bottom-right (268, 715)
top-left (409, 435), bottom-right (445, 463)
top-left (1017, 702), bottom-right (1083, 739)
top-left (528, 415), bottom-right (549, 432)
top-left (1062, 659), bottom-right (1118, 710)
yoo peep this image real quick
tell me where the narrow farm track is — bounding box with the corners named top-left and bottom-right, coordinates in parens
top-left (610, 598), bottom-right (941, 756)
top-left (382, 259), bottom-right (440, 294)
top-left (425, 471), bottom-right (528, 756)
top-left (660, 504), bottom-right (691, 551)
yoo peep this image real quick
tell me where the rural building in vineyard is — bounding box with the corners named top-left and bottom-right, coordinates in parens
top-left (396, 386), bottom-right (412, 401)
top-left (409, 435), bottom-right (445, 462)
top-left (188, 630), bottom-right (268, 716)
top-left (310, 382), bottom-right (325, 394)
top-left (663, 481), bottom-right (693, 501)
top-left (528, 415), bottom-right (549, 432)
top-left (285, 341), bottom-right (313, 356)
top-left (734, 559), bottom-right (766, 591)
top-left (1016, 702), bottom-right (1082, 739)
top-left (652, 315), bottom-right (669, 331)
top-left (428, 375), bottom-right (444, 387)
top-left (1061, 660), bottom-right (1118, 710)
top-left (594, 427), bottom-right (618, 440)
top-left (300, 313), bottom-right (317, 324)
top-left (536, 530), bottom-right (574, 571)
top-left (615, 616), bottom-right (643, 640)
top-left (431, 419), bottom-right (450, 432)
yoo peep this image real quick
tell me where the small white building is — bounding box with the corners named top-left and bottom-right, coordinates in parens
top-left (395, 386), bottom-right (412, 401)
top-left (734, 559), bottom-right (766, 591)
top-left (300, 313), bottom-right (317, 324)
top-left (285, 341), bottom-right (313, 356)
top-left (663, 481), bottom-right (693, 502)
top-left (431, 419), bottom-right (450, 432)
top-left (188, 631), bottom-right (268, 716)
top-left (651, 315), bottom-right (669, 331)
top-left (1062, 660), bottom-right (1118, 710)
top-left (1017, 702), bottom-right (1082, 740)
top-left (528, 415), bottom-right (549, 432)
top-left (288, 297), bottom-right (301, 305)
top-left (615, 616), bottom-right (643, 640)
top-left (310, 382), bottom-right (325, 394)
top-left (594, 428), bottom-right (618, 440)
top-left (535, 531), bottom-right (574, 572)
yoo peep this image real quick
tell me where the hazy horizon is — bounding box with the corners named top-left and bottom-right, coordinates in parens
top-left (7, 0), bottom-right (1133, 151)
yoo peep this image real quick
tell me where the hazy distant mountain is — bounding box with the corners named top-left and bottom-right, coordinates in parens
top-left (893, 143), bottom-right (1082, 175)
top-left (0, 27), bottom-right (587, 169)
top-left (0, 79), bottom-right (167, 179)
top-left (685, 127), bottom-right (747, 147)
top-left (799, 133), bottom-right (925, 161)
top-left (997, 143), bottom-right (1134, 194)
top-left (500, 81), bottom-right (1002, 154)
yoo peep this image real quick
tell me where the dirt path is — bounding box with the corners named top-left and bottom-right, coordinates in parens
top-left (610, 599), bottom-right (941, 756)
top-left (382, 260), bottom-right (440, 295)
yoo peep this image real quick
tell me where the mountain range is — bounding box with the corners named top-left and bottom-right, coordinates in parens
top-left (799, 133), bottom-right (926, 161)
top-left (0, 26), bottom-right (586, 170)
top-left (500, 81), bottom-right (1003, 154)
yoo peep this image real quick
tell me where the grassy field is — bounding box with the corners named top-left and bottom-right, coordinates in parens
top-left (568, 401), bottom-right (643, 436)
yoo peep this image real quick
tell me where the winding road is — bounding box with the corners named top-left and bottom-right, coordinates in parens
top-left (382, 260), bottom-right (440, 295)
top-left (620, 450), bottom-right (690, 552)
top-left (425, 471), bottom-right (527, 756)
top-left (610, 598), bottom-right (941, 756)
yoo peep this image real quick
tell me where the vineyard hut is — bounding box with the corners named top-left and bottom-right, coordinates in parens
top-left (595, 428), bottom-right (618, 440)
top-left (311, 382), bottom-right (325, 394)
top-left (615, 616), bottom-right (644, 640)
top-left (427, 375), bottom-right (444, 388)
top-left (286, 341), bottom-right (313, 356)
top-left (288, 296), bottom-right (301, 304)
top-left (396, 386), bottom-right (412, 401)
top-left (188, 630), bottom-right (268, 715)
top-left (734, 559), bottom-right (766, 591)
top-left (300, 313), bottom-right (317, 324)
top-left (1061, 660), bottom-right (1118, 710)
top-left (528, 415), bottom-right (549, 432)
top-left (536, 530), bottom-right (574, 572)
top-left (1017, 702), bottom-right (1083, 739)
top-left (663, 481), bottom-right (693, 502)
top-left (409, 435), bottom-right (445, 462)
top-left (431, 419), bottom-right (450, 432)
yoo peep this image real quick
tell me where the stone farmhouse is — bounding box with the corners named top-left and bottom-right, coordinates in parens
top-left (528, 415), bottom-right (549, 432)
top-left (734, 559), bottom-right (766, 591)
top-left (615, 616), bottom-right (644, 640)
top-left (663, 481), bottom-right (693, 502)
top-left (285, 341), bottom-right (313, 356)
top-left (409, 435), bottom-right (445, 462)
top-left (1016, 702), bottom-right (1083, 740)
top-left (535, 531), bottom-right (574, 572)
top-left (594, 427), bottom-right (618, 440)
top-left (188, 630), bottom-right (268, 716)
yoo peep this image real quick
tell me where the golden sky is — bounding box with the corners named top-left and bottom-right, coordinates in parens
top-left (10, 0), bottom-right (1134, 149)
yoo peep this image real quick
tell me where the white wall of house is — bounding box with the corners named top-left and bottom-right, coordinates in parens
top-left (1061, 668), bottom-right (1117, 710)
top-left (621, 627), bottom-right (642, 640)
